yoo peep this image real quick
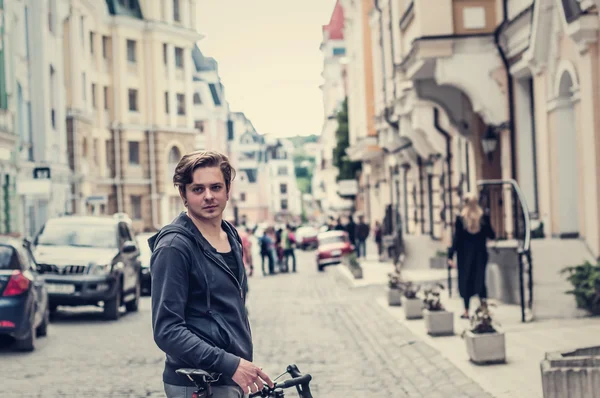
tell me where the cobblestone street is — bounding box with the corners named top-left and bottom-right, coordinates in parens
top-left (0, 248), bottom-right (490, 397)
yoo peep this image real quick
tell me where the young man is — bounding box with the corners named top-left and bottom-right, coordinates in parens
top-left (149, 150), bottom-right (273, 398)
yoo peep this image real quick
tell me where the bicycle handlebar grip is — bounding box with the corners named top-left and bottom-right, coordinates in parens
top-left (278, 374), bottom-right (312, 389)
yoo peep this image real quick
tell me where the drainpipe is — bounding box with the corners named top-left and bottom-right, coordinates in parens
top-left (143, 32), bottom-right (161, 231)
top-left (433, 108), bottom-right (454, 234)
top-left (494, 0), bottom-right (517, 181)
top-left (111, 30), bottom-right (123, 213)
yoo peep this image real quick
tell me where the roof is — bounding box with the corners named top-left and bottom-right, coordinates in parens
top-left (192, 45), bottom-right (218, 72)
top-left (105, 0), bottom-right (143, 19)
top-left (322, 0), bottom-right (344, 41)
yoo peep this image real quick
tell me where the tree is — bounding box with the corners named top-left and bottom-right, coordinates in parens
top-left (332, 97), bottom-right (361, 181)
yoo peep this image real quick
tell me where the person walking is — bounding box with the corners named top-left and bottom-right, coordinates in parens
top-left (281, 224), bottom-right (297, 273)
top-left (149, 150), bottom-right (274, 397)
top-left (355, 215), bottom-right (370, 258)
top-left (374, 221), bottom-right (383, 257)
top-left (447, 192), bottom-right (496, 319)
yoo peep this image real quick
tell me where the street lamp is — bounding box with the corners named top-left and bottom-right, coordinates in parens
top-left (481, 126), bottom-right (499, 161)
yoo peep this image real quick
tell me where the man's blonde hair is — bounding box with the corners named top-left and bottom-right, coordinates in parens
top-left (173, 150), bottom-right (236, 196)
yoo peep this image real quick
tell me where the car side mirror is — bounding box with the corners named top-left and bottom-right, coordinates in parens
top-left (122, 240), bottom-right (137, 254)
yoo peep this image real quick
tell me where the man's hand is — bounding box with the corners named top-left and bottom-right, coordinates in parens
top-left (232, 358), bottom-right (274, 394)
top-left (448, 259), bottom-right (456, 268)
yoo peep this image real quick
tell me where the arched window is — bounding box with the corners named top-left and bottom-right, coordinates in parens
top-left (168, 146), bottom-right (181, 174)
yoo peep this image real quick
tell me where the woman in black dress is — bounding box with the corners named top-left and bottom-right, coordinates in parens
top-left (448, 192), bottom-right (496, 318)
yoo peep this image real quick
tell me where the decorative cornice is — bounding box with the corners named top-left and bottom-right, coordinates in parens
top-left (565, 14), bottom-right (600, 54)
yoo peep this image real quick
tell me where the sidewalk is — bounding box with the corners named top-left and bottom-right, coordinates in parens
top-left (337, 235), bottom-right (600, 398)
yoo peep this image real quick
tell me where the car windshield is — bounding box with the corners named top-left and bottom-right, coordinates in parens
top-left (297, 227), bottom-right (317, 237)
top-left (319, 235), bottom-right (346, 246)
top-left (0, 246), bottom-right (18, 270)
top-left (36, 223), bottom-right (118, 249)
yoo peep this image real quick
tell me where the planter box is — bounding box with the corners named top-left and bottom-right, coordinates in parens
top-left (424, 309), bottom-right (454, 336)
top-left (465, 330), bottom-right (506, 365)
top-left (429, 256), bottom-right (447, 269)
top-left (350, 266), bottom-right (363, 279)
top-left (388, 288), bottom-right (403, 306)
top-left (402, 297), bottom-right (423, 319)
top-left (541, 346), bottom-right (600, 398)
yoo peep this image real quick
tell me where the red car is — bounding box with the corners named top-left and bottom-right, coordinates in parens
top-left (316, 231), bottom-right (354, 271)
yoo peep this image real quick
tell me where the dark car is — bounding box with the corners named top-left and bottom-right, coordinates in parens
top-left (0, 237), bottom-right (49, 351)
top-left (135, 232), bottom-right (154, 296)
top-left (32, 215), bottom-right (141, 321)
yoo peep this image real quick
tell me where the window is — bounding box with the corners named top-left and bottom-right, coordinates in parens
top-left (280, 184), bottom-right (287, 194)
top-left (127, 40), bottom-right (136, 63)
top-left (194, 120), bottom-right (205, 133)
top-left (277, 166), bottom-right (287, 176)
top-left (103, 86), bottom-right (109, 109)
top-left (91, 84), bottom-right (97, 108)
top-left (80, 16), bottom-right (85, 44)
top-left (128, 89), bottom-right (138, 111)
top-left (176, 94), bottom-right (185, 115)
top-left (173, 0), bottom-right (181, 22)
top-left (89, 32), bottom-right (94, 54)
top-left (24, 7), bottom-right (30, 58)
top-left (164, 92), bottom-right (169, 113)
top-left (193, 92), bottom-right (202, 104)
top-left (175, 47), bottom-right (184, 69)
top-left (49, 66), bottom-right (56, 127)
top-left (128, 141), bottom-right (140, 165)
top-left (106, 140), bottom-right (113, 174)
top-left (93, 139), bottom-right (99, 165)
top-left (130, 196), bottom-right (142, 220)
top-left (208, 83), bottom-right (221, 106)
top-left (163, 43), bottom-right (168, 65)
top-left (102, 36), bottom-right (109, 58)
top-left (82, 73), bottom-right (86, 102)
top-left (281, 199), bottom-right (288, 210)
top-left (48, 0), bottom-right (55, 33)
top-left (240, 193), bottom-right (246, 202)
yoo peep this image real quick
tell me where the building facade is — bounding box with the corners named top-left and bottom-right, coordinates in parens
top-left (65, 0), bottom-right (202, 233)
top-left (0, 0), bottom-right (22, 235)
top-left (314, 0), bottom-right (350, 216)
top-left (264, 138), bottom-right (302, 224)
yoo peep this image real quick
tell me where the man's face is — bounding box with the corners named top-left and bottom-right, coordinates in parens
top-left (182, 166), bottom-right (229, 221)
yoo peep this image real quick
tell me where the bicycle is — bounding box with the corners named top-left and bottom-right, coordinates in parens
top-left (176, 364), bottom-right (313, 398)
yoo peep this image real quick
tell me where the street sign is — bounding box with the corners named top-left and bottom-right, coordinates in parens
top-left (33, 167), bottom-right (51, 179)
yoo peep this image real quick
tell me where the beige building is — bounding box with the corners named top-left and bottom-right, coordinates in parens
top-left (343, 0), bottom-right (600, 259)
top-left (65, 0), bottom-right (201, 232)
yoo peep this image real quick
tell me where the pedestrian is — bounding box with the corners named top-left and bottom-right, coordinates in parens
top-left (374, 221), bottom-right (383, 256)
top-left (260, 227), bottom-right (275, 275)
top-left (149, 150), bottom-right (274, 398)
top-left (282, 224), bottom-right (297, 273)
top-left (239, 226), bottom-right (253, 277)
top-left (355, 215), bottom-right (370, 258)
top-left (346, 215), bottom-right (357, 249)
top-left (447, 191), bottom-right (496, 319)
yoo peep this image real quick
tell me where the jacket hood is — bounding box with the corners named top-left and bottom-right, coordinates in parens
top-left (148, 212), bottom-right (239, 253)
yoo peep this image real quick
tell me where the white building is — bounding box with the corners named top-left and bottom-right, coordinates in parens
top-left (12, 0), bottom-right (71, 237)
top-left (228, 111), bottom-right (269, 225)
top-left (264, 138), bottom-right (302, 223)
top-left (191, 45), bottom-right (229, 154)
top-left (0, 0), bottom-right (22, 235)
top-left (314, 0), bottom-right (350, 215)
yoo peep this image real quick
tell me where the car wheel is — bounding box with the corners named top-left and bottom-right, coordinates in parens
top-left (36, 306), bottom-right (49, 337)
top-left (15, 322), bottom-right (35, 352)
top-left (103, 283), bottom-right (121, 321)
top-left (125, 280), bottom-right (140, 313)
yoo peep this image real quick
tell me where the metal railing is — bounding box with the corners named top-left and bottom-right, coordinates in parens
top-left (477, 179), bottom-right (533, 323)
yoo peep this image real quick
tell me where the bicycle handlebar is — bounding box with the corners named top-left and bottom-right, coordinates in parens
top-left (249, 373), bottom-right (313, 398)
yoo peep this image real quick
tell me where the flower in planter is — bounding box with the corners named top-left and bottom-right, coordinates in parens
top-left (466, 302), bottom-right (500, 335)
top-left (422, 283), bottom-right (445, 311)
top-left (400, 281), bottom-right (421, 299)
top-left (388, 272), bottom-right (403, 290)
top-left (561, 261), bottom-right (600, 315)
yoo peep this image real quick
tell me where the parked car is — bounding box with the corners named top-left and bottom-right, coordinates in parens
top-left (0, 237), bottom-right (49, 351)
top-left (316, 231), bottom-right (354, 272)
top-left (295, 226), bottom-right (319, 250)
top-left (136, 232), bottom-right (154, 296)
top-left (32, 215), bottom-right (141, 321)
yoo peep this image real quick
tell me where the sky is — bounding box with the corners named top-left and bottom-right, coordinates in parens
top-left (196, 0), bottom-right (338, 138)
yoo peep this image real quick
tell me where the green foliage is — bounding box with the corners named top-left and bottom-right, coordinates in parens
top-left (296, 177), bottom-right (312, 194)
top-left (561, 261), bottom-right (600, 315)
top-left (332, 98), bottom-right (362, 181)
